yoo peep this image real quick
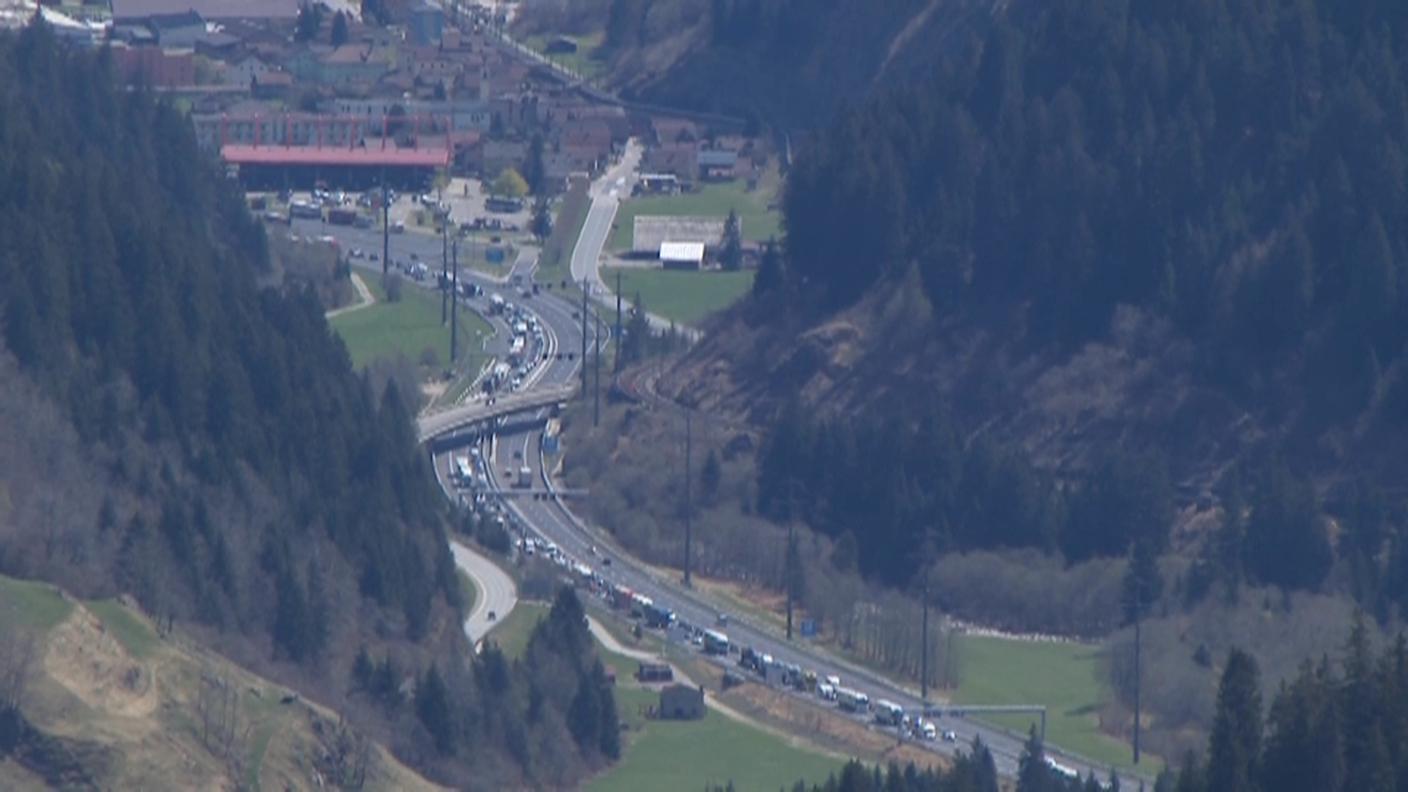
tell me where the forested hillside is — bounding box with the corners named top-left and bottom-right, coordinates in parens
top-left (518, 0), bottom-right (983, 127)
top-left (732, 0), bottom-right (1408, 604)
top-left (0, 25), bottom-right (617, 787)
top-left (0, 22), bottom-right (450, 661)
top-left (604, 0), bottom-right (1408, 759)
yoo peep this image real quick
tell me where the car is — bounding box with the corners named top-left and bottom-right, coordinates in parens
top-left (369, 253), bottom-right (379, 261)
top-left (717, 613), bottom-right (729, 626)
top-left (487, 610), bottom-right (497, 622)
top-left (602, 557), bottom-right (612, 567)
top-left (942, 730), bottom-right (958, 743)
top-left (588, 545), bottom-right (598, 556)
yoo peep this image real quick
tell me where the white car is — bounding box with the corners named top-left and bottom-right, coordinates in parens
top-left (942, 730), bottom-right (958, 743)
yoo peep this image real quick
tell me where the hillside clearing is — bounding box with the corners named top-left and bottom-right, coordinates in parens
top-left (0, 573), bottom-right (439, 791)
top-left (953, 634), bottom-right (1160, 773)
top-left (330, 276), bottom-right (491, 370)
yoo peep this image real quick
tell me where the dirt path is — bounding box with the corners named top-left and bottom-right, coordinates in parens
top-left (324, 272), bottom-right (375, 319)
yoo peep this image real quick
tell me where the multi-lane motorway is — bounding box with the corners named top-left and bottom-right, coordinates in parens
top-left (300, 192), bottom-right (1150, 789)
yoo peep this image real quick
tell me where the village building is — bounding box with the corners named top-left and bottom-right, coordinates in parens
top-left (658, 684), bottom-right (705, 721)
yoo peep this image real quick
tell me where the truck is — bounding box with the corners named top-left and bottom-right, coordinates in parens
top-left (703, 629), bottom-right (730, 655)
top-left (327, 207), bottom-right (358, 226)
top-left (873, 699), bottom-right (905, 727)
top-left (642, 602), bottom-right (675, 629)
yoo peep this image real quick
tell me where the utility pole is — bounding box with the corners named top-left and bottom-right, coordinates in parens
top-left (593, 312), bottom-right (601, 426)
top-left (451, 239), bottom-right (459, 363)
top-left (785, 479), bottom-right (798, 639)
top-left (683, 411), bottom-right (692, 587)
top-left (945, 628), bottom-right (955, 690)
top-left (921, 562), bottom-right (930, 702)
top-left (580, 283), bottom-right (589, 398)
top-left (920, 527), bottom-right (935, 703)
top-left (786, 519), bottom-right (795, 640)
top-left (1134, 611), bottom-right (1142, 765)
top-left (380, 174), bottom-right (389, 276)
top-left (614, 271), bottom-right (623, 372)
top-left (440, 204), bottom-right (449, 324)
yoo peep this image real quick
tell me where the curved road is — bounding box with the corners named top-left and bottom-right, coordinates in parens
top-left (450, 541), bottom-right (517, 649)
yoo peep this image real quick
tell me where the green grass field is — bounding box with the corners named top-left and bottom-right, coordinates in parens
top-left (485, 601), bottom-right (550, 660)
top-left (330, 276), bottom-right (491, 370)
top-left (604, 267), bottom-right (754, 325)
top-left (538, 184), bottom-right (591, 286)
top-left (953, 634), bottom-right (1159, 773)
top-left (86, 599), bottom-right (158, 659)
top-left (456, 570), bottom-right (478, 615)
top-left (589, 697), bottom-right (842, 792)
top-left (609, 180), bottom-right (781, 253)
top-left (0, 574), bottom-right (74, 633)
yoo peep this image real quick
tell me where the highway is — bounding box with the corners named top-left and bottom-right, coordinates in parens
top-left (302, 188), bottom-right (1148, 788)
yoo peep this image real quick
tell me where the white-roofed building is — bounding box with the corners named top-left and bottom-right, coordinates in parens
top-left (659, 242), bottom-right (705, 270)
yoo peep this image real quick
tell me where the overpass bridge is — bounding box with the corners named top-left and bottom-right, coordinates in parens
top-left (416, 384), bottom-right (577, 443)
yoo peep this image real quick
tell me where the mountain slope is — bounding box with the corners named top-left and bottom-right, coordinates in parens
top-left (661, 0), bottom-right (1408, 609)
top-left (0, 22), bottom-right (453, 661)
top-left (517, 0), bottom-right (989, 127)
top-left (0, 574), bottom-right (438, 791)
top-left (0, 24), bottom-right (622, 788)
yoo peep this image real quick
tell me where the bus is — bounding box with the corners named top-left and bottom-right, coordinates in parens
top-left (874, 699), bottom-right (905, 727)
top-left (703, 629), bottom-right (730, 655)
top-left (836, 687), bottom-right (870, 713)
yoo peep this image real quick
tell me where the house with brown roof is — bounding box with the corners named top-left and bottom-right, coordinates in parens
top-left (644, 141), bottom-right (699, 183)
top-left (315, 44), bottom-right (392, 87)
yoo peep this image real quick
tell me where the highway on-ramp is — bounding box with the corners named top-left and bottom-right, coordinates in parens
top-left (450, 541), bottom-right (517, 649)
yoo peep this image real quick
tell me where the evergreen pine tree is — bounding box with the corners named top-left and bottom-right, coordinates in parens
top-left (720, 209), bottom-right (743, 271)
top-left (415, 663), bottom-right (455, 756)
top-left (1207, 649), bottom-right (1261, 792)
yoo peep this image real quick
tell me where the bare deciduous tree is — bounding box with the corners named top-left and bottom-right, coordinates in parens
top-left (318, 715), bottom-right (371, 790)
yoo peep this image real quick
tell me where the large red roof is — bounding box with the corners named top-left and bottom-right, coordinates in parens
top-left (221, 145), bottom-right (450, 168)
